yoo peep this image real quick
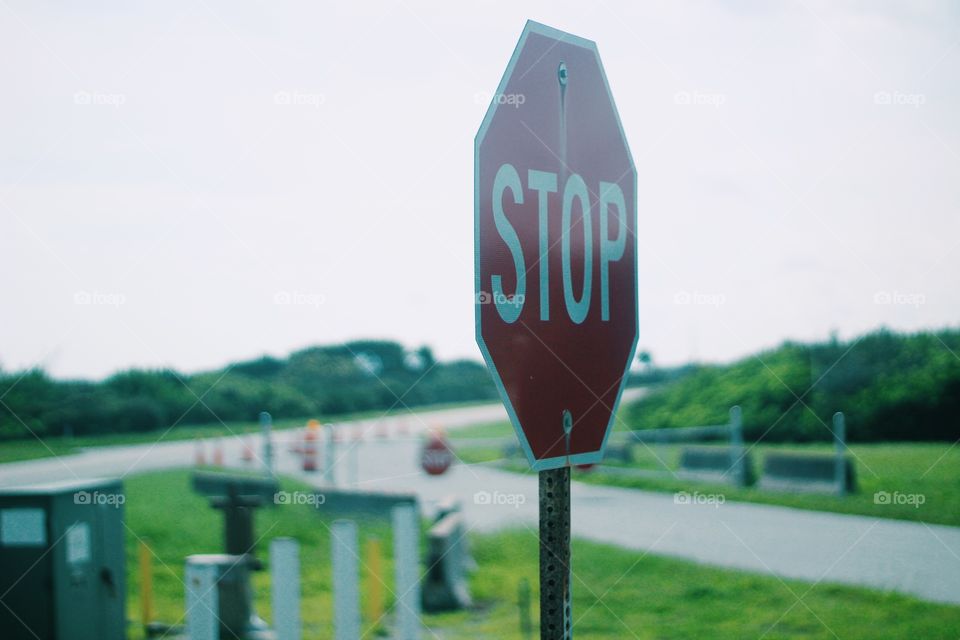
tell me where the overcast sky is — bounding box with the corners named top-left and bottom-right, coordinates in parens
top-left (1, 1), bottom-right (958, 379)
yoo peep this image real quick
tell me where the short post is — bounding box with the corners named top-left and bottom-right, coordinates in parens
top-left (270, 537), bottom-right (301, 640)
top-left (260, 411), bottom-right (274, 476)
top-left (517, 577), bottom-right (533, 640)
top-left (184, 560), bottom-right (219, 640)
top-left (365, 537), bottom-right (385, 628)
top-left (392, 503), bottom-right (421, 640)
top-left (348, 441), bottom-right (360, 488)
top-left (728, 406), bottom-right (745, 486)
top-left (833, 412), bottom-right (847, 497)
top-left (324, 423), bottom-right (337, 486)
top-left (194, 438), bottom-right (206, 467)
top-left (139, 540), bottom-right (154, 630)
top-left (332, 520), bottom-right (360, 640)
top-left (539, 466), bottom-right (571, 639)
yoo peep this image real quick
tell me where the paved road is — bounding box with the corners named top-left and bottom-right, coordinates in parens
top-left (1, 399), bottom-right (958, 606)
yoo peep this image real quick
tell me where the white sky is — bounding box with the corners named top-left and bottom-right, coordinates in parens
top-left (1, 1), bottom-right (958, 379)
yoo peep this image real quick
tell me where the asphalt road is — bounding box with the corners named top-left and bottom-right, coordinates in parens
top-left (1, 398), bottom-right (958, 606)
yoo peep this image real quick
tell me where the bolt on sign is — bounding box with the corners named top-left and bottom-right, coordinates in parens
top-left (475, 21), bottom-right (637, 471)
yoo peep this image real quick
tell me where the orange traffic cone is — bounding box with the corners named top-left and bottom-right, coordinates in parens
top-left (194, 439), bottom-right (206, 466)
top-left (303, 428), bottom-right (318, 472)
top-left (212, 441), bottom-right (224, 467)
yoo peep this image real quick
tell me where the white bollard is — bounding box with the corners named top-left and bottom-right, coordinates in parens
top-left (331, 520), bottom-right (360, 640)
top-left (392, 503), bottom-right (421, 640)
top-left (348, 441), bottom-right (359, 488)
top-left (833, 411), bottom-right (847, 496)
top-left (185, 560), bottom-right (219, 640)
top-left (324, 423), bottom-right (337, 486)
top-left (261, 411), bottom-right (274, 476)
top-left (729, 405), bottom-right (745, 486)
top-left (270, 537), bottom-right (301, 640)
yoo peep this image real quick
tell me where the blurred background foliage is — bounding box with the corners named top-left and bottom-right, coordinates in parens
top-left (0, 340), bottom-right (496, 440)
top-left (624, 328), bottom-right (960, 442)
top-left (3, 328), bottom-right (959, 443)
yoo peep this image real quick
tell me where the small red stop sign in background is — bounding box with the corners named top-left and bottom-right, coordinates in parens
top-left (421, 432), bottom-right (454, 476)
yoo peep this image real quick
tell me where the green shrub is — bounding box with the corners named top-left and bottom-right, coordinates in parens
top-left (625, 328), bottom-right (960, 443)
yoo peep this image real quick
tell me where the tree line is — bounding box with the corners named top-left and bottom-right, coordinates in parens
top-left (0, 340), bottom-right (498, 440)
top-left (5, 328), bottom-right (958, 443)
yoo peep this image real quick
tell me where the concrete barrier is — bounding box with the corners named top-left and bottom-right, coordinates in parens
top-left (673, 407), bottom-right (753, 486)
top-left (758, 412), bottom-right (857, 495)
top-left (678, 446), bottom-right (755, 486)
top-left (761, 453), bottom-right (856, 494)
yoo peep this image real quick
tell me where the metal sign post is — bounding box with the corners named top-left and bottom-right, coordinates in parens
top-left (539, 467), bottom-right (571, 639)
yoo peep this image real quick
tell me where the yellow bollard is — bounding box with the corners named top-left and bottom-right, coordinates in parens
top-left (139, 540), bottom-right (154, 628)
top-left (365, 537), bottom-right (384, 626)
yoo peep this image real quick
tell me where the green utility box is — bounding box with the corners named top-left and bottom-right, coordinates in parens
top-left (0, 477), bottom-right (126, 640)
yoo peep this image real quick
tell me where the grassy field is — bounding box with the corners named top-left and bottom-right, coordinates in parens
top-left (120, 469), bottom-right (960, 639)
top-left (451, 421), bottom-right (960, 527)
top-left (0, 400), bottom-right (487, 465)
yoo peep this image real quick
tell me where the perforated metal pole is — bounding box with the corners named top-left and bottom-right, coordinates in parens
top-left (539, 466), bottom-right (571, 639)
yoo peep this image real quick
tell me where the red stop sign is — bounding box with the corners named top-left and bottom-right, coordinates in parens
top-left (475, 21), bottom-right (637, 471)
top-left (421, 433), bottom-right (454, 476)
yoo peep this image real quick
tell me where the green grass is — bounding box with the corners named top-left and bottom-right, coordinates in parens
top-left (465, 531), bottom-right (960, 639)
top-left (122, 470), bottom-right (960, 639)
top-left (125, 469), bottom-right (397, 639)
top-left (454, 421), bottom-right (960, 527)
top-left (0, 399), bottom-right (489, 465)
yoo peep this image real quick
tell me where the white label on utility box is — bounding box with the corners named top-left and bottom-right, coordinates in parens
top-left (0, 508), bottom-right (47, 546)
top-left (66, 522), bottom-right (91, 564)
